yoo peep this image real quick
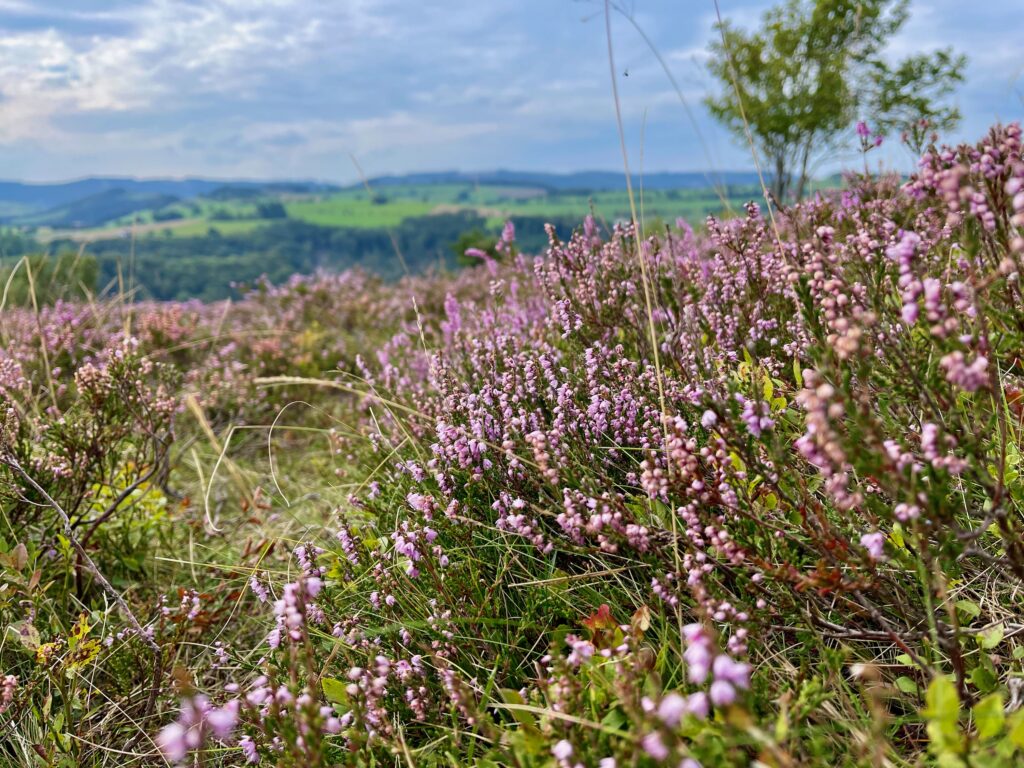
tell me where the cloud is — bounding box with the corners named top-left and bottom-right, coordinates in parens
top-left (0, 0), bottom-right (1018, 180)
top-left (0, 0), bottom-right (389, 141)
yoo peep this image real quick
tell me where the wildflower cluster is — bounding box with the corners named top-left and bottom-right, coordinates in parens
top-left (3, 123), bottom-right (1024, 766)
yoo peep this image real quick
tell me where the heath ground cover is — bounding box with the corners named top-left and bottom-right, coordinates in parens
top-left (2, 124), bottom-right (1024, 766)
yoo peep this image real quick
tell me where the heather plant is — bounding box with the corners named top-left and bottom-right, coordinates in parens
top-left (2, 123), bottom-right (1024, 767)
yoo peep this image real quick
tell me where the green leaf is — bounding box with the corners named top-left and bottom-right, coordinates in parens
top-left (924, 675), bottom-right (963, 754)
top-left (955, 600), bottom-right (981, 621)
top-left (1008, 711), bottom-right (1024, 748)
top-left (499, 689), bottom-right (542, 736)
top-left (601, 707), bottom-right (628, 731)
top-left (978, 624), bottom-right (1005, 650)
top-left (925, 676), bottom-right (960, 723)
top-left (970, 665), bottom-right (998, 693)
top-left (774, 702), bottom-right (790, 742)
top-left (321, 677), bottom-right (348, 706)
top-left (895, 676), bottom-right (919, 694)
top-left (973, 693), bottom-right (1004, 740)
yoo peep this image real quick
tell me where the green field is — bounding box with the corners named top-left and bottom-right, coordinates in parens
top-left (284, 195), bottom-right (436, 227)
top-left (31, 180), bottom-right (767, 245)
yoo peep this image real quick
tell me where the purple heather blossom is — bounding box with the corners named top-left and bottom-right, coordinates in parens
top-left (641, 732), bottom-right (670, 760)
top-left (686, 691), bottom-right (710, 720)
top-left (657, 692), bottom-right (688, 726)
top-left (709, 679), bottom-right (737, 707)
top-left (552, 739), bottom-right (574, 760)
top-left (860, 531), bottom-right (887, 561)
top-left (238, 735), bottom-right (259, 764)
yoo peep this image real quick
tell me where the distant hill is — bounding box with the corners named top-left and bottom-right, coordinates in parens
top-left (0, 177), bottom-right (340, 226)
top-left (16, 189), bottom-right (184, 229)
top-left (361, 169), bottom-right (763, 192)
top-left (0, 171), bottom-right (765, 231)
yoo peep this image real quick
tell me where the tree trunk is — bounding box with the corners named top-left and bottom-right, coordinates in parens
top-left (794, 144), bottom-right (811, 202)
top-left (772, 154), bottom-right (788, 205)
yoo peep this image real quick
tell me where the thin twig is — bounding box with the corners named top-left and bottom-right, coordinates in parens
top-left (2, 453), bottom-right (159, 653)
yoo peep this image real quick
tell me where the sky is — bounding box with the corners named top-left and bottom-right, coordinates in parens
top-left (0, 0), bottom-right (1019, 183)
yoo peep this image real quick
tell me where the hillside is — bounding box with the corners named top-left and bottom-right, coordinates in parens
top-left (1, 124), bottom-right (1023, 767)
top-left (0, 178), bottom-right (339, 225)
top-left (362, 169), bottom-right (764, 191)
top-left (1, 173), bottom-right (775, 300)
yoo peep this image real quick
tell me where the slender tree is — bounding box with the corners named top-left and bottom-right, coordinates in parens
top-left (705, 0), bottom-right (965, 202)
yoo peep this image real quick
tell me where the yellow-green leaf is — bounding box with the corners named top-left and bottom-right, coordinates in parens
top-left (978, 624), bottom-right (1004, 650)
top-left (972, 693), bottom-right (1004, 740)
top-left (321, 677), bottom-right (348, 705)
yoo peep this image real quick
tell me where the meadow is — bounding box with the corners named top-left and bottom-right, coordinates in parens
top-left (34, 183), bottom-right (760, 243)
top-left (1, 122), bottom-right (1024, 768)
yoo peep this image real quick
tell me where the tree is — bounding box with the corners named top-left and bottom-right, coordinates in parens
top-left (705, 0), bottom-right (965, 202)
top-left (256, 201), bottom-right (288, 219)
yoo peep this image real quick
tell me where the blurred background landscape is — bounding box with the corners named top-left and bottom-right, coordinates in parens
top-left (0, 0), bottom-right (1018, 301)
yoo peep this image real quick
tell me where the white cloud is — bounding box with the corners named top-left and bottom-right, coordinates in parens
top-left (0, 0), bottom-right (390, 142)
top-left (0, 0), bottom-right (1018, 179)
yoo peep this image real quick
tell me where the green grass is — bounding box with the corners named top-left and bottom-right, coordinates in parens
top-left (34, 182), bottom-right (792, 246)
top-left (160, 219), bottom-right (271, 237)
top-left (284, 195), bottom-right (436, 228)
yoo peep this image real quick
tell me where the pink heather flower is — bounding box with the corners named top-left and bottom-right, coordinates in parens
top-left (684, 643), bottom-right (712, 683)
top-left (712, 655), bottom-right (751, 689)
top-left (641, 731), bottom-right (670, 760)
top-left (441, 293), bottom-right (462, 338)
top-left (407, 492), bottom-right (432, 512)
top-left (682, 624), bottom-right (705, 642)
top-left (856, 121), bottom-right (871, 139)
top-left (248, 576), bottom-right (269, 603)
top-left (940, 351), bottom-right (988, 392)
top-left (305, 576), bottom-right (323, 598)
top-left (657, 692), bottom-right (688, 726)
top-left (709, 680), bottom-right (737, 707)
top-left (902, 301), bottom-right (920, 325)
top-left (700, 409), bottom-right (717, 428)
top-left (0, 675), bottom-right (16, 714)
top-left (686, 691), bottom-right (710, 720)
top-left (895, 503), bottom-right (920, 522)
top-left (157, 695), bottom-right (239, 763)
top-left (496, 220), bottom-right (516, 252)
top-left (599, 759), bottom-right (617, 768)
top-left (680, 760), bottom-right (702, 768)
top-left (157, 722), bottom-right (190, 762)
top-left (552, 740), bottom-right (574, 760)
top-left (239, 735), bottom-right (259, 764)
top-left (206, 701), bottom-right (239, 740)
top-left (860, 531), bottom-right (886, 561)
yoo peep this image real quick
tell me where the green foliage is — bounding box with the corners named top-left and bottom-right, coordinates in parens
top-left (450, 227), bottom-right (499, 265)
top-left (866, 48), bottom-right (966, 153)
top-left (255, 201), bottom-right (288, 219)
top-left (43, 214), bottom-right (587, 301)
top-left (0, 252), bottom-right (98, 307)
top-left (705, 0), bottom-right (965, 200)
